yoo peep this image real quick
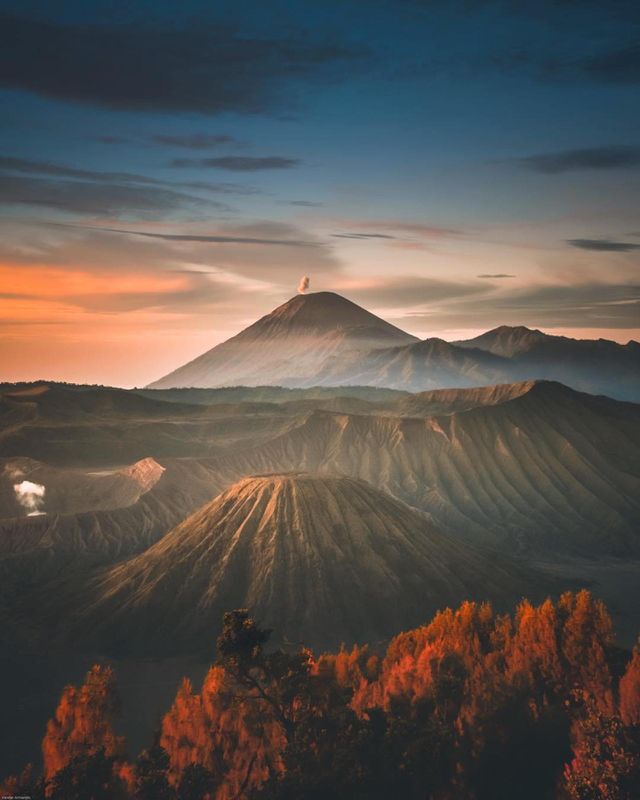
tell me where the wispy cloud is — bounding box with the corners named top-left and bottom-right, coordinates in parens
top-left (340, 276), bottom-right (490, 307)
top-left (0, 218), bottom-right (343, 286)
top-left (170, 156), bottom-right (300, 171)
top-left (331, 232), bottom-right (397, 240)
top-left (0, 155), bottom-right (173, 185)
top-left (0, 154), bottom-right (256, 195)
top-left (477, 273), bottom-right (515, 278)
top-left (66, 224), bottom-right (319, 247)
top-left (332, 220), bottom-right (462, 239)
top-left (567, 238), bottom-right (640, 252)
top-left (0, 155), bottom-right (274, 216)
top-left (0, 174), bottom-right (227, 217)
top-left (152, 134), bottom-right (239, 149)
top-left (402, 281), bottom-right (640, 331)
top-left (512, 145), bottom-right (640, 174)
top-left (0, 213), bottom-right (345, 383)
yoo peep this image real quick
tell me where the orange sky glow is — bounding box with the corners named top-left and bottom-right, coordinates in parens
top-left (2, 253), bottom-right (638, 388)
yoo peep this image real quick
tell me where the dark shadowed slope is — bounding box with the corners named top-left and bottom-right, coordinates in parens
top-left (148, 292), bottom-right (417, 389)
top-left (1, 383), bottom-right (196, 420)
top-left (0, 384), bottom-right (305, 464)
top-left (65, 474), bottom-right (537, 654)
top-left (138, 384), bottom-right (409, 406)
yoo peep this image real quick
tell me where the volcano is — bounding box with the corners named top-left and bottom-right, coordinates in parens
top-left (148, 292), bottom-right (417, 389)
top-left (148, 293), bottom-right (639, 400)
top-left (69, 473), bottom-right (533, 653)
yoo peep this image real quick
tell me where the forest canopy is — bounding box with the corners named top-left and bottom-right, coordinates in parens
top-left (2, 591), bottom-right (639, 800)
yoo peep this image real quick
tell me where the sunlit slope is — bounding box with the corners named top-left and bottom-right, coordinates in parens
top-left (223, 381), bottom-right (640, 555)
top-left (394, 380), bottom-right (537, 415)
top-left (70, 474), bottom-right (534, 653)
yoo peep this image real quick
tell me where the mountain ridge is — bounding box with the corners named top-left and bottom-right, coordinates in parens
top-left (147, 292), bottom-right (639, 400)
top-left (214, 380), bottom-right (640, 557)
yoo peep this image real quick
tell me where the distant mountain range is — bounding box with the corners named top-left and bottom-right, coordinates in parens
top-left (14, 378), bottom-right (637, 654)
top-left (148, 292), bottom-right (640, 401)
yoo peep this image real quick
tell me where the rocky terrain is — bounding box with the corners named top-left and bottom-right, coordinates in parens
top-left (63, 474), bottom-right (539, 653)
top-left (217, 381), bottom-right (640, 558)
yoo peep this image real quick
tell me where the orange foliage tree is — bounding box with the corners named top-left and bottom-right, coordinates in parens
top-left (619, 641), bottom-right (640, 727)
top-left (42, 664), bottom-right (125, 782)
top-left (2, 592), bottom-right (639, 800)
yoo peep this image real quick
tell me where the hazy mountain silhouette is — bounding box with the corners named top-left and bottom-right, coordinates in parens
top-left (148, 291), bottom-right (417, 390)
top-left (148, 293), bottom-right (640, 400)
top-left (456, 325), bottom-right (640, 399)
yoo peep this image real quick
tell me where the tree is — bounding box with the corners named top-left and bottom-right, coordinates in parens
top-left (619, 642), bottom-right (640, 727)
top-left (177, 763), bottom-right (219, 800)
top-left (5, 597), bottom-right (637, 800)
top-left (42, 664), bottom-right (124, 781)
top-left (0, 764), bottom-right (45, 800)
top-left (564, 703), bottom-right (640, 800)
top-left (134, 741), bottom-right (175, 800)
top-left (216, 609), bottom-right (312, 737)
top-left (48, 748), bottom-right (127, 800)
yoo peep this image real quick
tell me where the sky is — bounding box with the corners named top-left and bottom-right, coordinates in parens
top-left (0, 0), bottom-right (639, 387)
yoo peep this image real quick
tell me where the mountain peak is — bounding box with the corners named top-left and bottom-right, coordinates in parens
top-left (73, 471), bottom-right (529, 652)
top-left (243, 291), bottom-right (414, 339)
top-left (146, 293), bottom-right (640, 400)
top-left (148, 291), bottom-right (416, 389)
top-left (456, 325), bottom-right (546, 357)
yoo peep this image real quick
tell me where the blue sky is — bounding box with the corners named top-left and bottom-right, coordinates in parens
top-left (0, 0), bottom-right (638, 385)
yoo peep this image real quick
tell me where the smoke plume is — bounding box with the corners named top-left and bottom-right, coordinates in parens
top-left (298, 275), bottom-right (310, 294)
top-left (14, 480), bottom-right (46, 516)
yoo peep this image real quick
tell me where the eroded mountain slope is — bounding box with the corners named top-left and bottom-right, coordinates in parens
top-left (0, 458), bottom-right (225, 588)
top-left (219, 381), bottom-right (640, 556)
top-left (66, 474), bottom-right (537, 653)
